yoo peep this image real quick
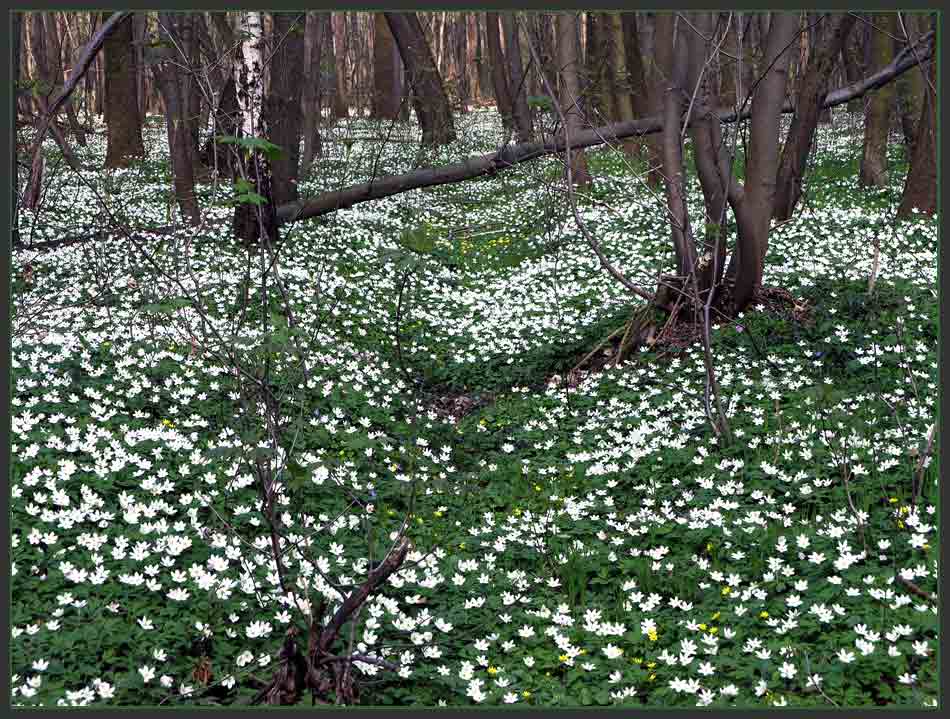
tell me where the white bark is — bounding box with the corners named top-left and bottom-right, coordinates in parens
top-left (235, 10), bottom-right (263, 137)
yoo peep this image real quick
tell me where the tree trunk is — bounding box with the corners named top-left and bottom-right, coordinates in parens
top-left (859, 13), bottom-right (897, 188)
top-left (153, 12), bottom-right (200, 225)
top-left (13, 11), bottom-right (23, 245)
top-left (233, 10), bottom-right (276, 243)
top-left (842, 18), bottom-right (867, 112)
top-left (485, 12), bottom-right (514, 132)
top-left (301, 12), bottom-right (325, 171)
top-left (373, 13), bottom-right (401, 120)
top-left (897, 40), bottom-right (935, 217)
top-left (104, 13), bottom-right (145, 168)
top-left (266, 12), bottom-right (305, 206)
top-left (555, 12), bottom-right (591, 185)
top-left (686, 12), bottom-right (732, 298)
top-left (896, 13), bottom-right (925, 153)
top-left (772, 13), bottom-right (856, 220)
top-left (385, 12), bottom-right (456, 146)
top-left (584, 12), bottom-right (609, 120)
top-left (134, 13), bottom-right (147, 123)
top-left (475, 14), bottom-right (492, 104)
top-left (607, 14), bottom-right (637, 156)
top-left (501, 13), bottom-right (533, 142)
top-left (331, 13), bottom-right (349, 118)
top-left (730, 12), bottom-right (800, 312)
top-left (638, 13), bottom-right (664, 187)
top-left (28, 13), bottom-right (81, 174)
top-left (44, 12), bottom-right (87, 146)
top-left (654, 13), bottom-right (696, 283)
top-left (179, 14), bottom-right (203, 156)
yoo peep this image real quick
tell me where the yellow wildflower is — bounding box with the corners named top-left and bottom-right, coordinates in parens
top-left (487, 666), bottom-right (498, 675)
top-left (760, 611), bottom-right (769, 619)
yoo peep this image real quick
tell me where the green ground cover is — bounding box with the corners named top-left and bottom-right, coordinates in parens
top-left (11, 108), bottom-right (937, 707)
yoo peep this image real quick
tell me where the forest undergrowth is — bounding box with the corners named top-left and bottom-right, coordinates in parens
top-left (11, 107), bottom-right (938, 707)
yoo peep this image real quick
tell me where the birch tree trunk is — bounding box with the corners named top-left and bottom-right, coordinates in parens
top-left (232, 10), bottom-right (278, 242)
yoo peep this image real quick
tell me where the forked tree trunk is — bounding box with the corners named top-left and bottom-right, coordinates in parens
top-left (266, 12), bottom-right (305, 206)
top-left (103, 13), bottom-right (145, 168)
top-left (385, 12), bottom-right (456, 145)
top-left (773, 13), bottom-right (856, 221)
top-left (501, 13), bottom-right (533, 142)
top-left (859, 13), bottom-right (896, 187)
top-left (897, 47), bottom-right (936, 218)
top-left (555, 12), bottom-right (591, 185)
top-left (654, 13), bottom-right (696, 283)
top-left (729, 12), bottom-right (799, 312)
top-left (686, 12), bottom-right (731, 298)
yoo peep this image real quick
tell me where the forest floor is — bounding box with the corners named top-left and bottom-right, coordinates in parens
top-left (11, 108), bottom-right (938, 707)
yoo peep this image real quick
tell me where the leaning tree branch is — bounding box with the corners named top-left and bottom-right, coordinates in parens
top-left (23, 12), bottom-right (134, 210)
top-left (17, 27), bottom-right (932, 251)
top-left (316, 536), bottom-right (411, 654)
top-left (275, 30), bottom-right (933, 227)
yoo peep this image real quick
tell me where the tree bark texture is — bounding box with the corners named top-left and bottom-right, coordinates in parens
top-left (485, 12), bottom-right (514, 132)
top-left (501, 13), bottom-right (533, 142)
top-left (555, 12), bottom-right (591, 185)
top-left (104, 13), bottom-right (145, 168)
top-left (897, 41), bottom-right (936, 218)
top-left (331, 13), bottom-right (349, 118)
top-left (729, 12), bottom-right (800, 311)
top-left (385, 12), bottom-right (456, 145)
top-left (373, 13), bottom-right (401, 120)
top-left (772, 13), bottom-right (856, 221)
top-left (266, 12), bottom-right (305, 206)
top-left (301, 12), bottom-right (325, 171)
top-left (153, 13), bottom-right (201, 225)
top-left (859, 13), bottom-right (897, 188)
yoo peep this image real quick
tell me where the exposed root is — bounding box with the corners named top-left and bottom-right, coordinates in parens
top-left (568, 284), bottom-right (811, 377)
